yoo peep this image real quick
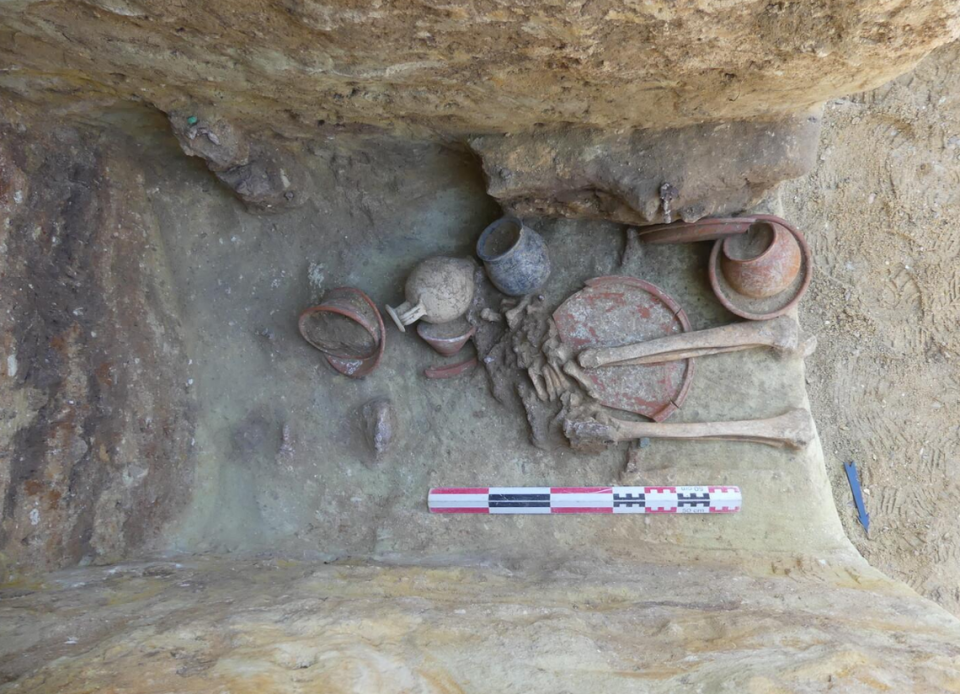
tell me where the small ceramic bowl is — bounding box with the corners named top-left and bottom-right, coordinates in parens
top-left (417, 318), bottom-right (476, 357)
top-left (719, 220), bottom-right (802, 299)
top-left (709, 216), bottom-right (812, 321)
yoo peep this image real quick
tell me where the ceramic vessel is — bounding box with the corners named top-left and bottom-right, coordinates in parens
top-left (298, 287), bottom-right (385, 378)
top-left (719, 220), bottom-right (801, 299)
top-left (417, 318), bottom-right (476, 357)
top-left (385, 256), bottom-right (475, 332)
top-left (476, 216), bottom-right (551, 296)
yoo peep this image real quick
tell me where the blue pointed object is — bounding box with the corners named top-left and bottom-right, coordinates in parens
top-left (844, 461), bottom-right (870, 534)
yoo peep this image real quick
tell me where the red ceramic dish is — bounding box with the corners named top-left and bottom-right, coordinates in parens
top-left (298, 287), bottom-right (385, 378)
top-left (709, 215), bottom-right (812, 321)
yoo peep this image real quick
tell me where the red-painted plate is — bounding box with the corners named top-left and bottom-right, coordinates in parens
top-left (552, 276), bottom-right (694, 422)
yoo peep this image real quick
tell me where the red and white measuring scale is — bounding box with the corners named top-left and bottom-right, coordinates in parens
top-left (429, 486), bottom-right (741, 514)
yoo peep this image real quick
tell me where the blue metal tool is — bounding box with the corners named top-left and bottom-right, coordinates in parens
top-left (844, 461), bottom-right (870, 533)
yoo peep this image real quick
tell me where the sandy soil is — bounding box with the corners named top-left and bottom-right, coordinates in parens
top-left (8, 556), bottom-right (960, 692)
top-left (785, 40), bottom-right (960, 617)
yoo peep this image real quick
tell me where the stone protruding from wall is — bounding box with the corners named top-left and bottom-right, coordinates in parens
top-left (471, 113), bottom-right (822, 224)
top-left (168, 112), bottom-right (310, 214)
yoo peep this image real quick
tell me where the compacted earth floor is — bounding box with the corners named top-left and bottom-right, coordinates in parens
top-left (141, 134), bottom-right (836, 568)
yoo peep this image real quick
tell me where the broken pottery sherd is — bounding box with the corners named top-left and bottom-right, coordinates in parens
top-left (360, 398), bottom-right (397, 460)
top-left (423, 356), bottom-right (478, 380)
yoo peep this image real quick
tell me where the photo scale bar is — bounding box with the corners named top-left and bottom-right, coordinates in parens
top-left (429, 486), bottom-right (741, 514)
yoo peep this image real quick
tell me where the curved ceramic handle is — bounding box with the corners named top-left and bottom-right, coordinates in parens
top-left (385, 300), bottom-right (426, 332)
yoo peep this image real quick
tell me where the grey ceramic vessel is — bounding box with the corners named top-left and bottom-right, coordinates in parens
top-left (476, 216), bottom-right (551, 296)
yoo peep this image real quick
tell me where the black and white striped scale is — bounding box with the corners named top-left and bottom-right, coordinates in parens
top-left (428, 486), bottom-right (741, 514)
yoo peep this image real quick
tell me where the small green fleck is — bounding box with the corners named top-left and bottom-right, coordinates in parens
top-left (186, 115), bottom-right (198, 126)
